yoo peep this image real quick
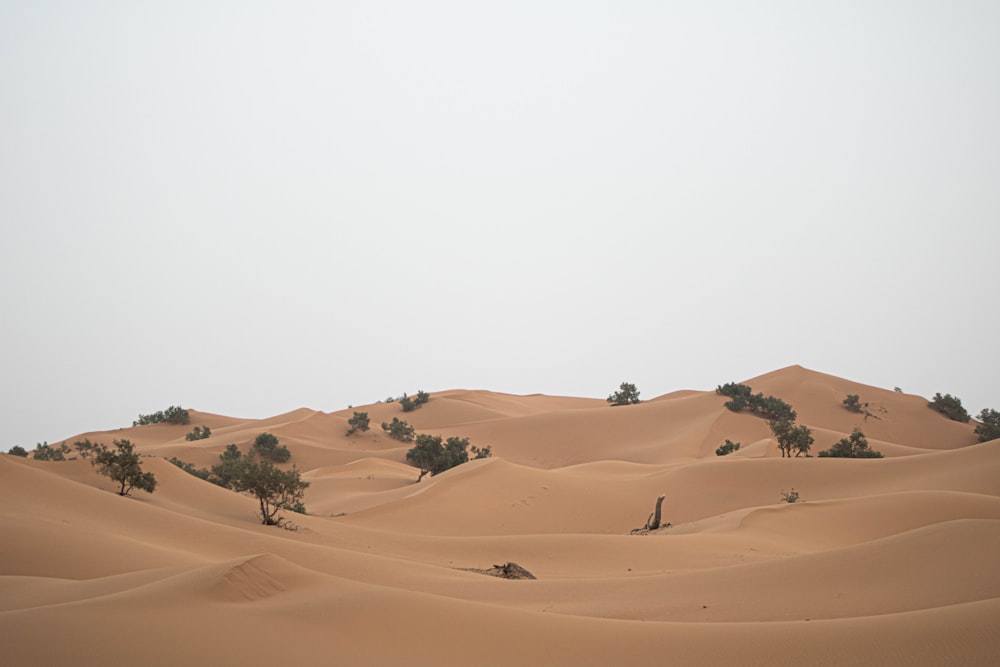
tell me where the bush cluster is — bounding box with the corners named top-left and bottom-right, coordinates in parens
top-left (381, 417), bottom-right (415, 442)
top-left (252, 432), bottom-right (290, 462)
top-left (975, 409), bottom-right (1000, 443)
top-left (400, 390), bottom-right (430, 412)
top-left (928, 393), bottom-right (970, 422)
top-left (842, 394), bottom-right (863, 413)
top-left (607, 382), bottom-right (640, 406)
top-left (405, 434), bottom-right (492, 482)
top-left (716, 383), bottom-right (796, 421)
top-left (185, 426), bottom-right (212, 441)
top-left (818, 428), bottom-right (883, 458)
top-left (134, 406), bottom-right (190, 427)
top-left (346, 411), bottom-right (370, 435)
top-left (769, 418), bottom-right (813, 458)
top-left (31, 442), bottom-right (71, 461)
top-left (715, 439), bottom-right (741, 456)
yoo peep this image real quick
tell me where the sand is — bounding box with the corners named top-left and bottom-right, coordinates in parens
top-left (2, 365), bottom-right (998, 665)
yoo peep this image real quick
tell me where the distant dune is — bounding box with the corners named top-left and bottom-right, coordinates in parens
top-left (2, 366), bottom-right (998, 665)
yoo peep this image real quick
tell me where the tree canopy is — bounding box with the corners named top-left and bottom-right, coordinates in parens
top-left (818, 428), bottom-right (883, 458)
top-left (607, 382), bottom-right (641, 406)
top-left (93, 439), bottom-right (157, 496)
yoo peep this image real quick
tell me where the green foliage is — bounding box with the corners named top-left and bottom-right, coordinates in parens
top-left (381, 418), bottom-right (415, 442)
top-left (32, 442), bottom-right (71, 461)
top-left (607, 382), bottom-right (641, 406)
top-left (184, 425), bottom-right (212, 441)
top-left (93, 439), bottom-right (157, 496)
top-left (974, 409), bottom-right (1000, 443)
top-left (7, 445), bottom-right (28, 457)
top-left (769, 419), bottom-right (813, 458)
top-left (818, 428), bottom-right (883, 458)
top-left (210, 444), bottom-right (247, 488)
top-left (168, 457), bottom-right (213, 481)
top-left (471, 444), bottom-right (492, 459)
top-left (231, 451), bottom-right (310, 526)
top-left (406, 434), bottom-right (488, 482)
top-left (928, 393), bottom-right (970, 422)
top-left (399, 390), bottom-right (430, 413)
top-left (252, 432), bottom-right (291, 463)
top-left (716, 383), bottom-right (753, 399)
top-left (346, 411), bottom-right (371, 435)
top-left (134, 405), bottom-right (190, 426)
top-left (718, 383), bottom-right (796, 421)
top-left (843, 394), bottom-right (862, 413)
top-left (715, 439), bottom-right (741, 456)
top-left (780, 488), bottom-right (801, 503)
top-left (73, 439), bottom-right (102, 459)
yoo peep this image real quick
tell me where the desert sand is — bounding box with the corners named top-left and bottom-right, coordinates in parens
top-left (2, 365), bottom-right (998, 665)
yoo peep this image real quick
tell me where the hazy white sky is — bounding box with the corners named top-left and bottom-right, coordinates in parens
top-left (2, 1), bottom-right (998, 448)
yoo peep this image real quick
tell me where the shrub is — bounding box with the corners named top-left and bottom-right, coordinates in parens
top-left (346, 411), bottom-right (371, 435)
top-left (974, 409), bottom-right (1000, 443)
top-left (715, 439), bottom-right (741, 456)
top-left (210, 444), bottom-right (247, 488)
top-left (718, 383), bottom-right (796, 421)
top-left (252, 432), bottom-right (291, 463)
top-left (73, 439), bottom-right (102, 459)
top-left (607, 382), bottom-right (641, 406)
top-left (7, 445), bottom-right (28, 457)
top-left (231, 451), bottom-right (309, 526)
top-left (399, 390), bottom-right (431, 413)
top-left (780, 488), bottom-right (801, 503)
top-left (93, 439), bottom-right (157, 496)
top-left (406, 434), bottom-right (483, 482)
top-left (716, 383), bottom-right (753, 399)
top-left (818, 428), bottom-right (883, 458)
top-left (168, 457), bottom-right (213, 481)
top-left (471, 444), bottom-right (492, 459)
top-left (928, 393), bottom-right (970, 422)
top-left (381, 418), bottom-right (415, 442)
top-left (134, 405), bottom-right (190, 426)
top-left (769, 419), bottom-right (813, 458)
top-left (32, 442), bottom-right (71, 461)
top-left (843, 394), bottom-right (862, 413)
top-left (184, 426), bottom-right (212, 441)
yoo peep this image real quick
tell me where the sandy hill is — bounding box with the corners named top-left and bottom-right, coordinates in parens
top-left (2, 366), bottom-right (998, 666)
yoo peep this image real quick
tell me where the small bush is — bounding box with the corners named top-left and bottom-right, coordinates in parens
top-left (716, 383), bottom-right (753, 399)
top-left (780, 488), bottom-right (801, 503)
top-left (381, 418), bottom-right (415, 442)
top-left (399, 390), bottom-right (431, 413)
top-left (134, 405), bottom-right (190, 426)
top-left (7, 445), bottom-right (28, 457)
top-left (818, 428), bottom-right (883, 458)
top-left (184, 426), bottom-right (212, 441)
top-left (843, 394), bottom-right (862, 413)
top-left (346, 411), bottom-right (371, 435)
top-left (607, 382), bottom-right (641, 406)
top-left (974, 409), bottom-right (1000, 443)
top-left (928, 393), bottom-right (970, 422)
top-left (32, 442), bottom-right (71, 461)
top-left (718, 383), bottom-right (796, 421)
top-left (168, 457), bottom-right (213, 481)
top-left (253, 433), bottom-right (291, 463)
top-left (471, 444), bottom-right (492, 459)
top-left (715, 439), bottom-right (741, 456)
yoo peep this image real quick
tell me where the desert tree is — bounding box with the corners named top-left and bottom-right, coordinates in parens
top-left (769, 418), bottom-right (813, 458)
top-left (185, 426), bottom-right (211, 441)
top-left (93, 439), bottom-right (157, 496)
top-left (134, 405), bottom-right (190, 426)
top-left (842, 394), bottom-right (862, 413)
top-left (31, 442), bottom-right (71, 461)
top-left (73, 439), bottom-right (102, 459)
top-left (210, 444), bottom-right (248, 488)
top-left (232, 451), bottom-right (309, 526)
top-left (607, 382), bottom-right (641, 406)
top-left (715, 439), bottom-right (741, 456)
top-left (381, 417), bottom-right (415, 442)
top-left (974, 409), bottom-right (1000, 443)
top-left (346, 411), bottom-right (371, 435)
top-left (252, 432), bottom-right (291, 462)
top-left (818, 428), bottom-right (883, 458)
top-left (406, 434), bottom-right (487, 482)
top-left (928, 393), bottom-right (970, 422)
top-left (7, 445), bottom-right (28, 457)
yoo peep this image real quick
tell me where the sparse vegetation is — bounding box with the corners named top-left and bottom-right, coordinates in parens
top-left (252, 432), bottom-right (291, 463)
top-left (818, 428), bottom-right (883, 458)
top-left (31, 442), bottom-right (71, 461)
top-left (381, 417), bottom-right (415, 442)
top-left (717, 382), bottom-right (796, 421)
top-left (780, 488), bottom-right (800, 503)
top-left (211, 444), bottom-right (247, 488)
top-left (134, 405), bottom-right (190, 426)
top-left (928, 393), bottom-right (970, 423)
top-left (346, 411), bottom-right (371, 435)
top-left (974, 409), bottom-right (1000, 443)
top-left (400, 390), bottom-right (430, 412)
top-left (232, 451), bottom-right (309, 526)
top-left (405, 434), bottom-right (489, 482)
top-left (168, 457), bottom-right (213, 481)
top-left (93, 439), bottom-right (157, 496)
top-left (769, 418), bottom-right (813, 458)
top-left (715, 439), bottom-right (741, 456)
top-left (607, 382), bottom-right (641, 406)
top-left (184, 426), bottom-right (212, 441)
top-left (73, 439), bottom-right (101, 459)
top-left (7, 445), bottom-right (28, 457)
top-left (843, 394), bottom-right (862, 413)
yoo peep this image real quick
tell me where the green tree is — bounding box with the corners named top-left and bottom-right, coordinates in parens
top-left (252, 432), bottom-right (291, 462)
top-left (232, 451), bottom-right (309, 526)
top-left (7, 445), bottom-right (28, 457)
top-left (346, 411), bottom-right (371, 435)
top-left (93, 439), bottom-right (157, 496)
top-left (134, 405), bottom-right (190, 426)
top-left (928, 393), bottom-right (970, 422)
top-left (185, 425), bottom-right (212, 441)
top-left (769, 419), bottom-right (813, 458)
top-left (974, 409), bottom-right (1000, 443)
top-left (843, 394), bottom-right (862, 413)
top-left (381, 417), bottom-right (415, 442)
top-left (715, 439), bottom-right (741, 456)
top-left (210, 444), bottom-right (248, 488)
top-left (818, 428), bottom-right (883, 458)
top-left (32, 442), bottom-right (71, 461)
top-left (73, 439), bottom-right (101, 459)
top-left (405, 434), bottom-right (486, 482)
top-left (168, 457), bottom-right (213, 481)
top-left (607, 382), bottom-right (641, 406)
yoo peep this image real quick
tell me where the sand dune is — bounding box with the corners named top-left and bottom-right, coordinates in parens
top-left (2, 366), bottom-right (998, 665)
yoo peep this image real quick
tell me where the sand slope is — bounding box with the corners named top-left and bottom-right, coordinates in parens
top-left (2, 366), bottom-right (997, 665)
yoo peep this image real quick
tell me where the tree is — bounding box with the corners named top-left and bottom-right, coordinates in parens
top-left (210, 444), bottom-right (247, 488)
top-left (73, 439), bottom-right (101, 459)
top-left (818, 428), bottom-right (883, 458)
top-left (405, 434), bottom-right (487, 482)
top-left (32, 442), bottom-right (71, 461)
top-left (928, 393), bottom-right (970, 422)
top-left (7, 445), bottom-right (28, 457)
top-left (718, 383), bottom-right (796, 421)
top-left (399, 390), bottom-right (430, 413)
top-left (843, 394), bottom-right (862, 413)
top-left (715, 439), bottom-right (740, 456)
top-left (346, 411), bottom-right (371, 435)
top-left (232, 451), bottom-right (309, 526)
top-left (974, 409), bottom-right (1000, 443)
top-left (185, 426), bottom-right (211, 441)
top-left (93, 439), bottom-right (157, 496)
top-left (381, 417), bottom-right (415, 442)
top-left (134, 405), bottom-right (190, 426)
top-left (769, 419), bottom-right (813, 458)
top-left (252, 432), bottom-right (291, 462)
top-left (607, 382), bottom-right (640, 406)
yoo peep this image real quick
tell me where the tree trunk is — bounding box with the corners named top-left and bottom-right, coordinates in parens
top-left (648, 494), bottom-right (665, 530)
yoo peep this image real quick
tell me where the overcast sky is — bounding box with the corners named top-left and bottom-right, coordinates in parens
top-left (2, 1), bottom-right (998, 448)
